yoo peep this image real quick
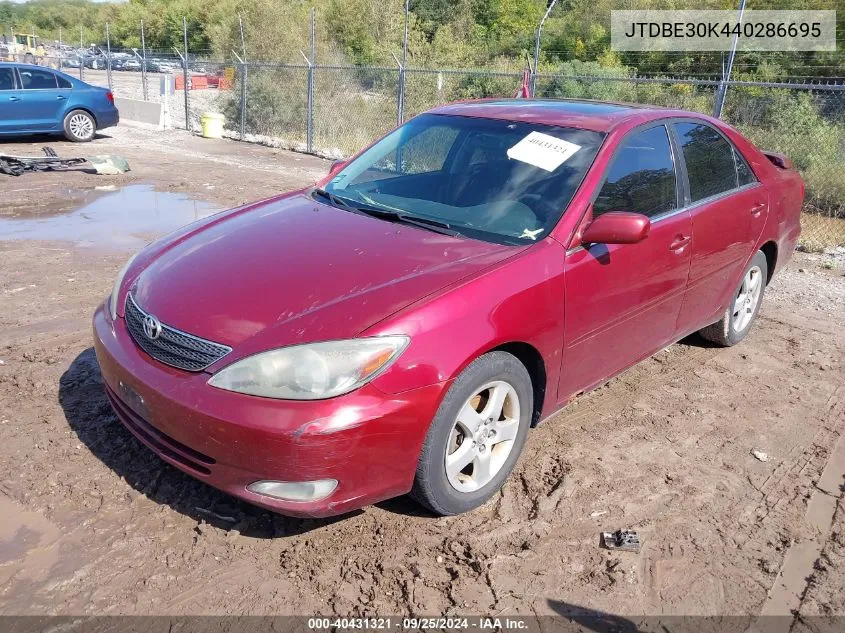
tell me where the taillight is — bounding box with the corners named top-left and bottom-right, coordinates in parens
top-left (105, 91), bottom-right (114, 104)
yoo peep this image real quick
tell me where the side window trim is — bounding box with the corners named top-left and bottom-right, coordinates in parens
top-left (669, 117), bottom-right (761, 209)
top-left (589, 121), bottom-right (682, 216)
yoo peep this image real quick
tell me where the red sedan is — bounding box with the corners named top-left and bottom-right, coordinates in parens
top-left (93, 99), bottom-right (804, 517)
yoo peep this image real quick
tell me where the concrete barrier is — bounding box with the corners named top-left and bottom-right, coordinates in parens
top-left (113, 97), bottom-right (163, 130)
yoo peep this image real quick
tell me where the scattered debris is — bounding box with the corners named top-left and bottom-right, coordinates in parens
top-left (0, 147), bottom-right (130, 176)
top-left (751, 448), bottom-right (770, 462)
top-left (600, 530), bottom-right (641, 552)
top-left (88, 155), bottom-right (131, 175)
top-left (0, 147), bottom-right (86, 176)
top-left (590, 510), bottom-right (608, 519)
top-left (194, 506), bottom-right (237, 523)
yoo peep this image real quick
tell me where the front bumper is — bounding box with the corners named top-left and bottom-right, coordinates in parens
top-left (92, 303), bottom-right (445, 517)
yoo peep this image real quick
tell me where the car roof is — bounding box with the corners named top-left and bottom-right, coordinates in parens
top-left (428, 98), bottom-right (708, 133)
top-left (0, 62), bottom-right (78, 79)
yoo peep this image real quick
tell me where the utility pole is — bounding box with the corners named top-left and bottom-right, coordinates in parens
top-left (531, 0), bottom-right (558, 97)
top-left (397, 0), bottom-right (409, 124)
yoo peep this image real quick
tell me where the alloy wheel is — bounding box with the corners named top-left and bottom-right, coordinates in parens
top-left (732, 265), bottom-right (763, 333)
top-left (445, 380), bottom-right (520, 493)
top-left (69, 114), bottom-right (94, 140)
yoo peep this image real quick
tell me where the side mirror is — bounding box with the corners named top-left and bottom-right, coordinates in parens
top-left (328, 159), bottom-right (347, 176)
top-left (581, 211), bottom-right (650, 245)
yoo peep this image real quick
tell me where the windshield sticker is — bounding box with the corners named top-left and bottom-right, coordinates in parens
top-left (507, 132), bottom-right (581, 172)
top-left (520, 227), bottom-right (545, 240)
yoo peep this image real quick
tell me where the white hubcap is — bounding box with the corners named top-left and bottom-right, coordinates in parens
top-left (732, 265), bottom-right (763, 333)
top-left (445, 381), bottom-right (520, 493)
top-left (69, 114), bottom-right (93, 139)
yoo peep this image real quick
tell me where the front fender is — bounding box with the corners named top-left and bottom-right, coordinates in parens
top-left (365, 239), bottom-right (566, 417)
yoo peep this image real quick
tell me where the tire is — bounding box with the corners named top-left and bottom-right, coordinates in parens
top-left (411, 351), bottom-right (533, 516)
top-left (63, 110), bottom-right (96, 142)
top-left (699, 250), bottom-right (768, 347)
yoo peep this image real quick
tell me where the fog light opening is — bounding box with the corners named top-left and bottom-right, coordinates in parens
top-left (247, 479), bottom-right (338, 502)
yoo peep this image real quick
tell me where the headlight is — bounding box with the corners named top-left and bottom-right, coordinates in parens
top-left (207, 336), bottom-right (409, 400)
top-left (109, 253), bottom-right (138, 320)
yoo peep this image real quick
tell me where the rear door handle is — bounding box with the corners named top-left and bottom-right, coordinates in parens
top-left (56, 95), bottom-right (67, 100)
top-left (751, 203), bottom-right (766, 217)
top-left (8, 96), bottom-right (20, 101)
top-left (669, 235), bottom-right (691, 250)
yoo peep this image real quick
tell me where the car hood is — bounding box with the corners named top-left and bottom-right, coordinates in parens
top-left (131, 193), bottom-right (517, 356)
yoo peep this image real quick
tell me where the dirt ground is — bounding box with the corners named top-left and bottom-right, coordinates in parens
top-left (1, 125), bottom-right (844, 622)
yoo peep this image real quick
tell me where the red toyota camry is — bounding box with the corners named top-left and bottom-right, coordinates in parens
top-left (93, 99), bottom-right (804, 517)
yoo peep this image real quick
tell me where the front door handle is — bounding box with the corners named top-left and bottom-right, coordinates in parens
top-left (56, 95), bottom-right (67, 100)
top-left (751, 203), bottom-right (766, 217)
top-left (669, 235), bottom-right (691, 251)
top-left (8, 96), bottom-right (20, 101)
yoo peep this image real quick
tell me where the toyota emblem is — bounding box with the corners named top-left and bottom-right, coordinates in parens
top-left (142, 314), bottom-right (162, 340)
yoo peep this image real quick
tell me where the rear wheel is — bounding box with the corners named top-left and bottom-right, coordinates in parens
top-left (411, 351), bottom-right (533, 516)
top-left (699, 250), bottom-right (768, 347)
top-left (63, 110), bottom-right (96, 142)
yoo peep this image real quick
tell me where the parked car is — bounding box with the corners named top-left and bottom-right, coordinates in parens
top-left (118, 58), bottom-right (141, 72)
top-left (59, 56), bottom-right (81, 69)
top-left (0, 62), bottom-right (118, 141)
top-left (93, 99), bottom-right (803, 518)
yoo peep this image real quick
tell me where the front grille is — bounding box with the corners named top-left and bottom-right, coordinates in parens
top-left (124, 293), bottom-right (231, 372)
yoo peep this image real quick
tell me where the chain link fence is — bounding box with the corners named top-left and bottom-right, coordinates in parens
top-left (5, 42), bottom-right (844, 249)
top-left (226, 65), bottom-right (843, 250)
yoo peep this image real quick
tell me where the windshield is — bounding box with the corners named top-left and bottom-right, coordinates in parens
top-left (323, 113), bottom-right (604, 245)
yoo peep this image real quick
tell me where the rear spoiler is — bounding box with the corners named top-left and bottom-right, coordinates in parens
top-left (762, 151), bottom-right (794, 170)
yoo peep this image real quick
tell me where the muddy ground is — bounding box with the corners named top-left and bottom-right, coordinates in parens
top-left (1, 125), bottom-right (845, 621)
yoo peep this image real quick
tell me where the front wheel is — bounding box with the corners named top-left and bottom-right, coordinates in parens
top-left (699, 250), bottom-right (768, 347)
top-left (63, 110), bottom-right (96, 142)
top-left (411, 351), bottom-right (533, 516)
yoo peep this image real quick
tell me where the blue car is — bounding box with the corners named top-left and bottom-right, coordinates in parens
top-left (0, 63), bottom-right (119, 142)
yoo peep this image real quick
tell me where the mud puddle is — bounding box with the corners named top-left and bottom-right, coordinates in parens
top-left (0, 184), bottom-right (219, 249)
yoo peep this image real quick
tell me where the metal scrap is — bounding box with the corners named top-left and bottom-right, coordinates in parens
top-left (0, 147), bottom-right (129, 176)
top-left (601, 529), bottom-right (641, 552)
top-left (0, 146), bottom-right (87, 176)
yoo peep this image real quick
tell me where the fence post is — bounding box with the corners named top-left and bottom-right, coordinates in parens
top-left (309, 8), bottom-right (316, 152)
top-left (105, 23), bottom-right (112, 92)
top-left (183, 16), bottom-right (190, 131)
top-left (140, 20), bottom-right (148, 101)
top-left (79, 26), bottom-right (83, 81)
top-left (392, 52), bottom-right (404, 126)
top-left (240, 62), bottom-right (248, 139)
top-left (301, 50), bottom-right (314, 153)
top-left (398, 0), bottom-right (409, 124)
top-left (713, 0), bottom-right (747, 118)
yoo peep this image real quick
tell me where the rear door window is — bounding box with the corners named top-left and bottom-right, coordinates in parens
top-left (734, 148), bottom-right (756, 187)
top-left (674, 122), bottom-right (748, 202)
top-left (593, 125), bottom-right (678, 219)
top-left (18, 68), bottom-right (59, 90)
top-left (0, 67), bottom-right (16, 90)
top-left (56, 74), bottom-right (72, 89)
